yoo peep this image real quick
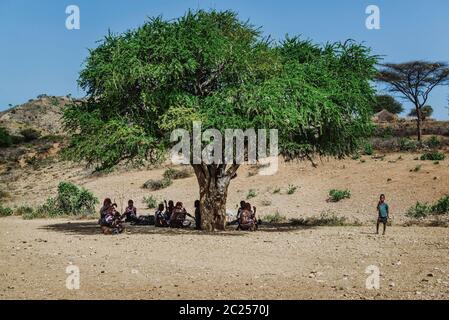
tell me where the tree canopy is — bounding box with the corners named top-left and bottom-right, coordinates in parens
top-left (409, 105), bottom-right (433, 120)
top-left (373, 94), bottom-right (404, 114)
top-left (63, 10), bottom-right (378, 230)
top-left (377, 61), bottom-right (449, 141)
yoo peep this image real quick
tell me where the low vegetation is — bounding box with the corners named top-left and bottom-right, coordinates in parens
top-left (406, 195), bottom-right (449, 219)
top-left (163, 167), bottom-right (192, 180)
top-left (328, 189), bottom-right (351, 202)
top-left (363, 143), bottom-right (374, 156)
top-left (246, 189), bottom-right (257, 200)
top-left (18, 182), bottom-right (98, 219)
top-left (143, 195), bottom-right (158, 209)
top-left (262, 211), bottom-right (286, 224)
top-left (420, 152), bottom-right (445, 161)
top-left (143, 178), bottom-right (172, 190)
top-left (286, 184), bottom-right (298, 195)
top-left (290, 211), bottom-right (356, 226)
top-left (0, 204), bottom-right (13, 217)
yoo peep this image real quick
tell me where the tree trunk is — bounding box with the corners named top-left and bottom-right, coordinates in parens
top-left (192, 164), bottom-right (239, 231)
top-left (416, 106), bottom-right (422, 142)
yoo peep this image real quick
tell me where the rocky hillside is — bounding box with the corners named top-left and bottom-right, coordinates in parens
top-left (0, 95), bottom-right (76, 136)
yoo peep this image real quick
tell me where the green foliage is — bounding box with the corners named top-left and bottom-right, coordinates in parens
top-left (63, 10), bottom-right (378, 170)
top-left (21, 183), bottom-right (98, 219)
top-left (50, 96), bottom-right (60, 106)
top-left (56, 182), bottom-right (98, 215)
top-left (412, 164), bottom-right (422, 172)
top-left (363, 142), bottom-right (374, 155)
top-left (262, 211), bottom-right (286, 223)
top-left (20, 128), bottom-right (40, 142)
top-left (420, 152), bottom-right (445, 161)
top-left (246, 189), bottom-right (257, 199)
top-left (373, 95), bottom-right (404, 114)
top-left (14, 205), bottom-right (34, 216)
top-left (329, 189), bottom-right (351, 202)
top-left (0, 127), bottom-right (13, 148)
top-left (142, 178), bottom-right (172, 190)
top-left (408, 105), bottom-right (434, 120)
top-left (426, 136), bottom-right (441, 149)
top-left (431, 195), bottom-right (449, 215)
top-left (286, 184), bottom-right (298, 195)
top-left (407, 202), bottom-right (431, 219)
top-left (163, 168), bottom-right (192, 180)
top-left (0, 205), bottom-right (13, 217)
top-left (407, 196), bottom-right (449, 218)
top-left (143, 195), bottom-right (158, 209)
top-left (290, 211), bottom-right (348, 226)
top-left (399, 138), bottom-right (418, 151)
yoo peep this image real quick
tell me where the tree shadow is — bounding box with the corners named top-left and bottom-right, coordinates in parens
top-left (40, 221), bottom-right (316, 236)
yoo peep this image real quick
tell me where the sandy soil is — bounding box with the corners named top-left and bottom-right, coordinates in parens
top-left (1, 217), bottom-right (448, 300)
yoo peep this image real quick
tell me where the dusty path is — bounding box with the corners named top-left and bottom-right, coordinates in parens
top-left (1, 217), bottom-right (448, 300)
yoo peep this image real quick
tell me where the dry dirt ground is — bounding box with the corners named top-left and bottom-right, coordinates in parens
top-left (1, 152), bottom-right (449, 299)
top-left (1, 218), bottom-right (448, 300)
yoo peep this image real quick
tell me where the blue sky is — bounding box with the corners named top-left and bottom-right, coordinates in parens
top-left (1, 0), bottom-right (449, 119)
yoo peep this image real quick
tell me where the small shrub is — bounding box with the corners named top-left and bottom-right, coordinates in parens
top-left (406, 202), bottom-right (431, 219)
top-left (286, 184), bottom-right (298, 195)
top-left (420, 152), bottom-right (445, 161)
top-left (163, 168), bottom-right (192, 180)
top-left (246, 189), bottom-right (257, 199)
top-left (328, 189), bottom-right (351, 202)
top-left (431, 195), bottom-right (449, 215)
top-left (411, 164), bottom-right (422, 172)
top-left (262, 211), bottom-right (286, 223)
top-left (272, 187), bottom-right (281, 194)
top-left (0, 205), bottom-right (13, 217)
top-left (426, 136), bottom-right (441, 149)
top-left (22, 209), bottom-right (45, 220)
top-left (0, 127), bottom-right (13, 148)
top-left (14, 205), bottom-right (34, 216)
top-left (143, 195), bottom-right (158, 209)
top-left (363, 143), bottom-right (374, 156)
top-left (22, 182), bottom-right (99, 219)
top-left (143, 178), bottom-right (172, 190)
top-left (36, 198), bottom-right (62, 217)
top-left (351, 154), bottom-right (360, 160)
top-left (290, 211), bottom-right (348, 226)
top-left (399, 138), bottom-right (418, 151)
top-left (50, 97), bottom-right (60, 106)
top-left (20, 128), bottom-right (41, 142)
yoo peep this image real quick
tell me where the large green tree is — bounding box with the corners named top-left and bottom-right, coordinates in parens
top-left (63, 10), bottom-right (377, 231)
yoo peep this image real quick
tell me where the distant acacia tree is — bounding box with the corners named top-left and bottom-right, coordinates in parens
top-left (373, 94), bottom-right (404, 114)
top-left (63, 10), bottom-right (378, 231)
top-left (408, 105), bottom-right (433, 121)
top-left (377, 61), bottom-right (449, 141)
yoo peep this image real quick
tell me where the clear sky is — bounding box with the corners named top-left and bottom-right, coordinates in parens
top-left (1, 0), bottom-right (449, 119)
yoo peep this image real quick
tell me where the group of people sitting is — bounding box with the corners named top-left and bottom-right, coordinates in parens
top-left (98, 198), bottom-right (199, 234)
top-left (98, 197), bottom-right (259, 234)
